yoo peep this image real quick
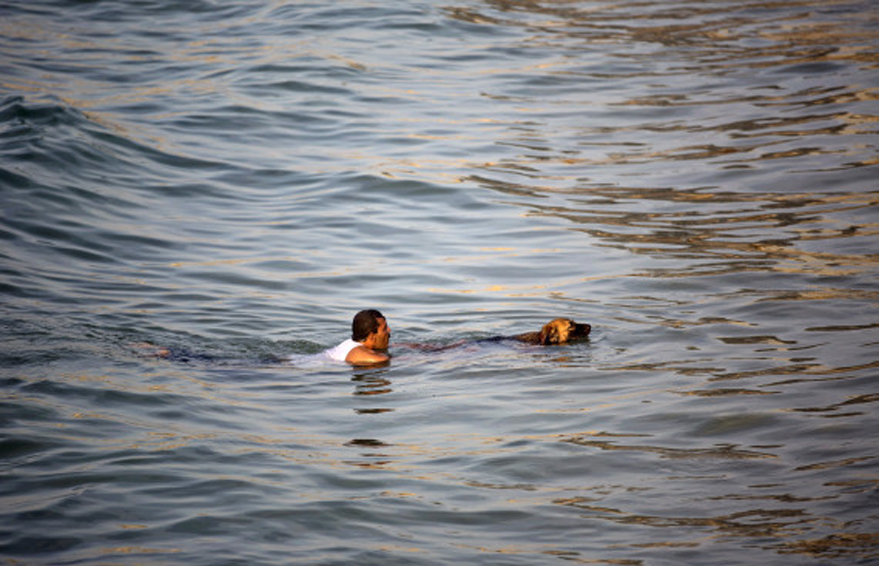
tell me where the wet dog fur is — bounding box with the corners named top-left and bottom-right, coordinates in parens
top-left (403, 318), bottom-right (591, 352)
top-left (509, 318), bottom-right (592, 345)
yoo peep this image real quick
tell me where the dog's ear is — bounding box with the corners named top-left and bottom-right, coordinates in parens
top-left (540, 322), bottom-right (560, 345)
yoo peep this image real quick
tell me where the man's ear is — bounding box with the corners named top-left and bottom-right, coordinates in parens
top-left (362, 332), bottom-right (376, 348)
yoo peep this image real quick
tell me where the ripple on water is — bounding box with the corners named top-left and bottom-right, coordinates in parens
top-left (1, 0), bottom-right (878, 565)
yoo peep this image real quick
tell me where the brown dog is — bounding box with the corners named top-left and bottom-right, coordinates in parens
top-left (511, 318), bottom-right (592, 345)
top-left (402, 318), bottom-right (591, 353)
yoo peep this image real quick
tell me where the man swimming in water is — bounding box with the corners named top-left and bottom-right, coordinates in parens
top-left (324, 311), bottom-right (590, 364)
top-left (141, 310), bottom-right (587, 366)
top-left (323, 309), bottom-right (391, 366)
top-left (138, 309), bottom-right (390, 366)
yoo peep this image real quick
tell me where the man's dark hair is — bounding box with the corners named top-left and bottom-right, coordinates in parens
top-left (352, 309), bottom-right (385, 342)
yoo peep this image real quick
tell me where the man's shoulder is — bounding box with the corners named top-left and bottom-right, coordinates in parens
top-left (345, 345), bottom-right (389, 366)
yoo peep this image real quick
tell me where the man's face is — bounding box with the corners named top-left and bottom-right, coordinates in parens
top-left (371, 317), bottom-right (390, 350)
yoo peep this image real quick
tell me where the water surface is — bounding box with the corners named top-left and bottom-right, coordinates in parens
top-left (1, 0), bottom-right (878, 564)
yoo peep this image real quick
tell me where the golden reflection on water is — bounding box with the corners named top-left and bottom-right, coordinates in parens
top-left (555, 492), bottom-right (879, 561)
top-left (778, 532), bottom-right (879, 561)
top-left (507, 187), bottom-right (879, 278)
top-left (3, 1), bottom-right (875, 562)
top-left (565, 436), bottom-right (776, 460)
top-left (555, 495), bottom-right (814, 543)
top-left (351, 374), bottom-right (394, 397)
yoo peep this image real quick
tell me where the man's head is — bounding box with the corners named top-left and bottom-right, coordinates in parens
top-left (352, 309), bottom-right (390, 349)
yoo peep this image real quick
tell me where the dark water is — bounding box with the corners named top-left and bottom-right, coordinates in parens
top-left (2, 0), bottom-right (878, 564)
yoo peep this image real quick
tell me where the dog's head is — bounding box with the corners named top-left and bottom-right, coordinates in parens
top-left (538, 318), bottom-right (592, 345)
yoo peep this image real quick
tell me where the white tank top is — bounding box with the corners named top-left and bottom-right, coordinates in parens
top-left (323, 338), bottom-right (361, 362)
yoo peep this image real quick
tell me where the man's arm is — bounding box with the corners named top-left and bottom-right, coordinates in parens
top-left (346, 345), bottom-right (389, 366)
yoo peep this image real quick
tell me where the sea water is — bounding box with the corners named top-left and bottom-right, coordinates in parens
top-left (1, 1), bottom-right (877, 564)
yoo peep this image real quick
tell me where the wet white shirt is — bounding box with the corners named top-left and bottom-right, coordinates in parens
top-left (323, 338), bottom-right (361, 362)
